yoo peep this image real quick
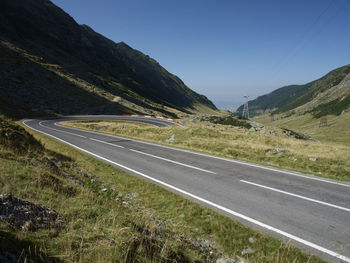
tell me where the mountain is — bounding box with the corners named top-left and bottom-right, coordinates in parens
top-left (0, 0), bottom-right (216, 118)
top-left (237, 64), bottom-right (350, 118)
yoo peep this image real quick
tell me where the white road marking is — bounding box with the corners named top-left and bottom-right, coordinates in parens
top-left (39, 121), bottom-right (86, 138)
top-left (90, 138), bottom-right (125, 148)
top-left (19, 119), bottom-right (350, 263)
top-left (129, 148), bottom-right (216, 174)
top-left (240, 180), bottom-right (350, 212)
top-left (55, 122), bottom-right (350, 188)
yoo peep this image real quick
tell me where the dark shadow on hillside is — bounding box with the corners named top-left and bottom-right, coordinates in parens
top-left (0, 230), bottom-right (62, 263)
top-left (0, 43), bottom-right (138, 120)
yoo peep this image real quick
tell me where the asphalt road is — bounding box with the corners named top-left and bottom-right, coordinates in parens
top-left (23, 115), bottom-right (350, 262)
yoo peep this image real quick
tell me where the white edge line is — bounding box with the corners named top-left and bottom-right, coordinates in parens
top-left (129, 148), bottom-right (216, 175)
top-left (39, 121), bottom-right (86, 138)
top-left (55, 120), bottom-right (215, 174)
top-left (240, 180), bottom-right (350, 212)
top-left (54, 121), bottom-right (350, 188)
top-left (21, 119), bottom-right (350, 262)
top-left (90, 138), bottom-right (124, 148)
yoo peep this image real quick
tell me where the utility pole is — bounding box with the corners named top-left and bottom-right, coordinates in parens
top-left (242, 95), bottom-right (249, 119)
top-left (319, 115), bottom-right (328, 128)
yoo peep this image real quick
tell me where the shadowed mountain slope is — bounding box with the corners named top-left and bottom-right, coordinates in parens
top-left (0, 0), bottom-right (216, 118)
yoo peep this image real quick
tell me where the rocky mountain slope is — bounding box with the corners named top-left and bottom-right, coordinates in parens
top-left (0, 0), bottom-right (216, 118)
top-left (237, 64), bottom-right (350, 117)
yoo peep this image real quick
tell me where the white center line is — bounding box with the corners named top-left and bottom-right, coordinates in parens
top-left (55, 121), bottom-right (350, 188)
top-left (39, 121), bottom-right (86, 138)
top-left (90, 138), bottom-right (125, 148)
top-left (129, 148), bottom-right (217, 175)
top-left (240, 180), bottom-right (350, 212)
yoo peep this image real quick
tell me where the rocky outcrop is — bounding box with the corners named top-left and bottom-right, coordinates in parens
top-left (0, 194), bottom-right (62, 231)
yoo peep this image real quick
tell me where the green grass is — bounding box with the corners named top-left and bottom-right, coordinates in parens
top-left (256, 111), bottom-right (350, 146)
top-left (311, 94), bottom-right (350, 118)
top-left (0, 117), bottom-right (326, 262)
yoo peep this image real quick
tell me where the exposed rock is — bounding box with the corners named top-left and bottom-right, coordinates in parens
top-left (45, 160), bottom-right (59, 173)
top-left (63, 171), bottom-right (84, 185)
top-left (241, 247), bottom-right (254, 255)
top-left (22, 220), bottom-right (34, 231)
top-left (56, 160), bottom-right (62, 168)
top-left (309, 157), bottom-right (317, 162)
top-left (180, 236), bottom-right (219, 260)
top-left (248, 122), bottom-right (263, 128)
top-left (248, 237), bottom-right (256, 243)
top-left (282, 129), bottom-right (307, 140)
top-left (266, 130), bottom-right (276, 136)
top-left (0, 194), bottom-right (62, 231)
top-left (303, 133), bottom-right (312, 140)
top-left (266, 148), bottom-right (289, 155)
top-left (124, 192), bottom-right (137, 200)
top-left (96, 125), bottom-right (109, 131)
top-left (165, 134), bottom-right (175, 143)
top-left (275, 148), bottom-right (289, 153)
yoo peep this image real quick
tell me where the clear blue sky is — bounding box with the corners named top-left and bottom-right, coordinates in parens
top-left (51, 0), bottom-right (350, 109)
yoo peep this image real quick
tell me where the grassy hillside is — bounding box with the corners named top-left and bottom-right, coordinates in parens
top-left (0, 116), bottom-right (324, 262)
top-left (277, 64), bottom-right (350, 115)
top-left (255, 111), bottom-right (350, 146)
top-left (0, 0), bottom-right (216, 118)
top-left (236, 83), bottom-right (314, 116)
top-left (237, 64), bottom-right (350, 117)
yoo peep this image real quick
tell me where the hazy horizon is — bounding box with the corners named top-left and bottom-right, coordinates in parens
top-left (51, 0), bottom-right (350, 109)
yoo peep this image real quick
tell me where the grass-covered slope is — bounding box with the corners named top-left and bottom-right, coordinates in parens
top-left (236, 83), bottom-right (314, 116)
top-left (237, 64), bottom-right (350, 117)
top-left (0, 0), bottom-right (216, 118)
top-left (256, 110), bottom-right (350, 146)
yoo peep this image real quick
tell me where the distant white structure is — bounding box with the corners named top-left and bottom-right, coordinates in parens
top-left (242, 95), bottom-right (249, 119)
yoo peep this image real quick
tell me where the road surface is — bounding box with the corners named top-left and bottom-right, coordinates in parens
top-left (23, 115), bottom-right (350, 262)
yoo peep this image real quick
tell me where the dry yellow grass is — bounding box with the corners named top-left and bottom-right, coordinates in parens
top-left (255, 111), bottom-right (350, 146)
top-left (62, 120), bottom-right (350, 181)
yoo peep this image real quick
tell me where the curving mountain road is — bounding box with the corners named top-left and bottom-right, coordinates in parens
top-left (23, 115), bottom-right (350, 262)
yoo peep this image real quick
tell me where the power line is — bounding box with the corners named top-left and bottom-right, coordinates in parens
top-left (269, 0), bottom-right (336, 82)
